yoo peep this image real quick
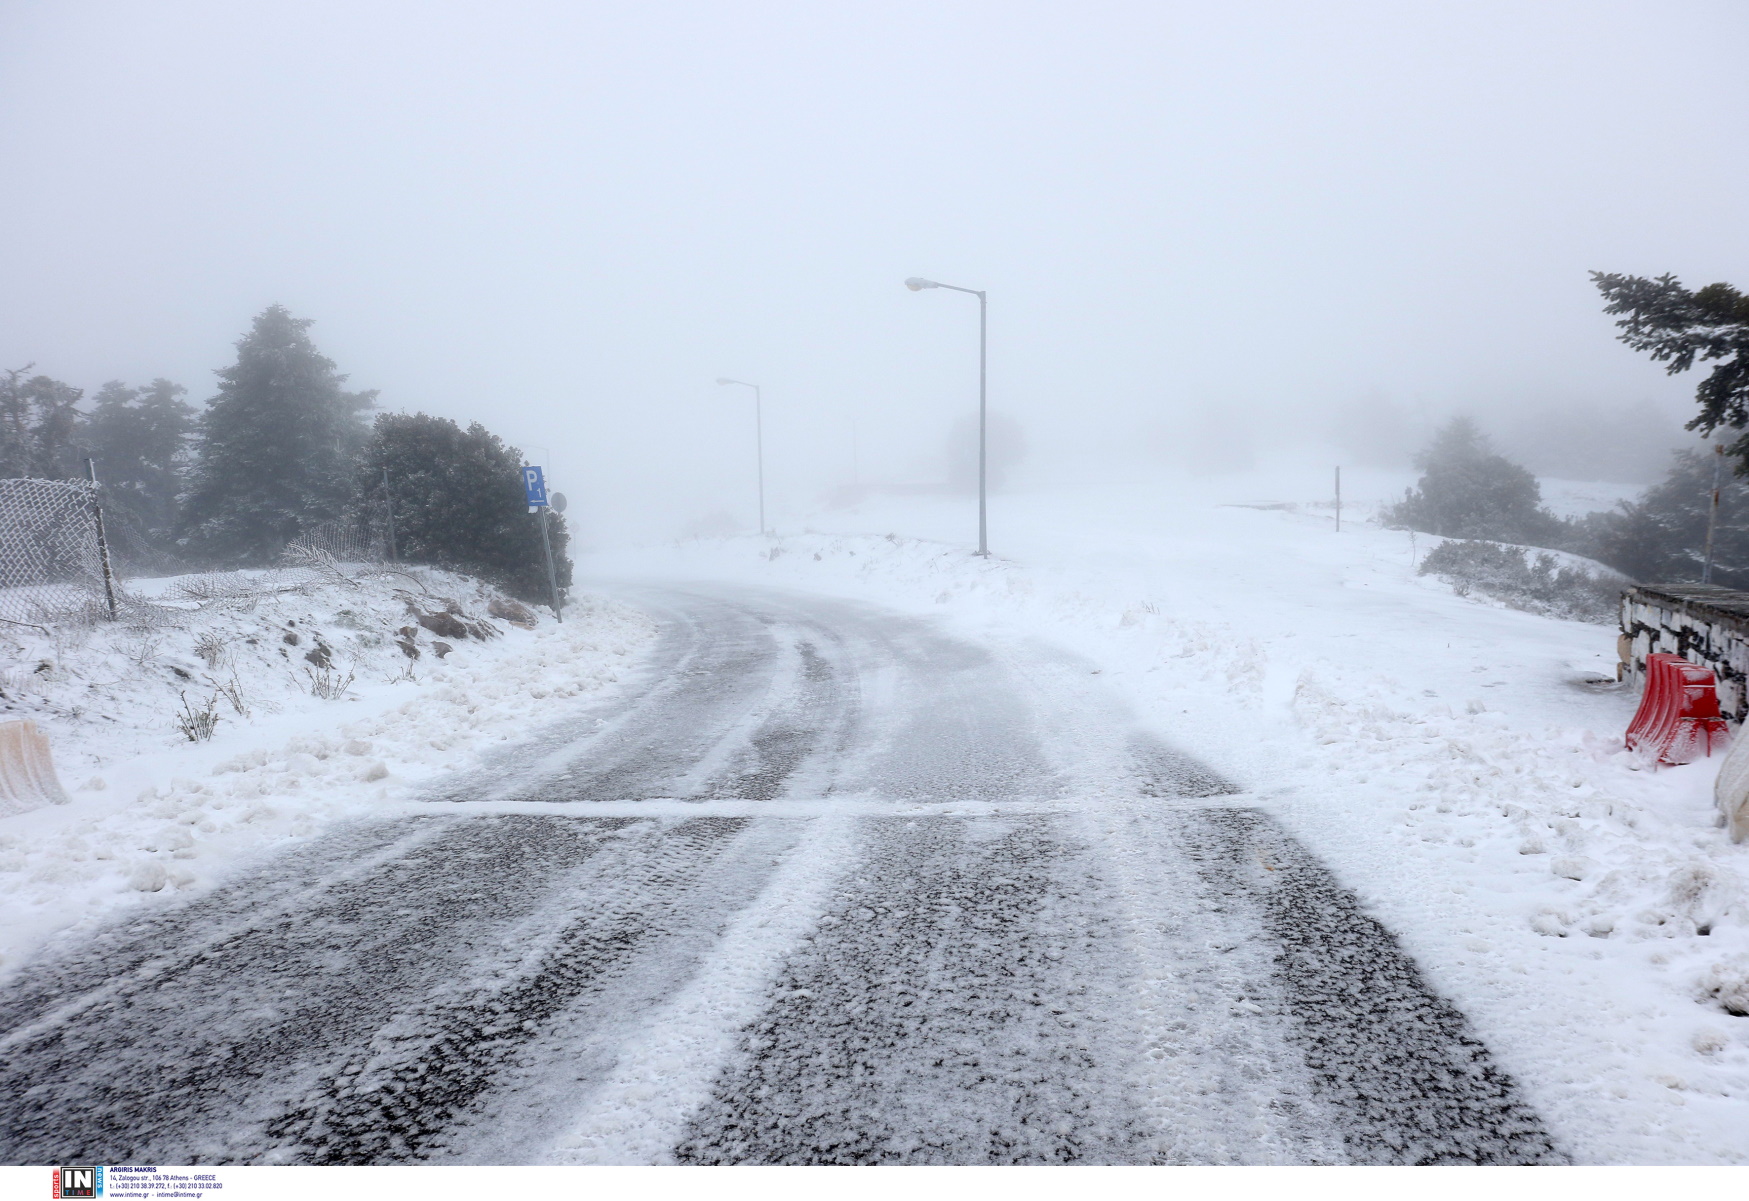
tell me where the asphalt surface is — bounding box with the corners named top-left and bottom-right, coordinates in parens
top-left (0, 585), bottom-right (1562, 1165)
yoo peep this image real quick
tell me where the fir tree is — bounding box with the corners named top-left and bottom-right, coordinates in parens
top-left (1573, 448), bottom-right (1749, 587)
top-left (0, 367), bottom-right (84, 479)
top-left (361, 412), bottom-right (570, 604)
top-left (1593, 272), bottom-right (1749, 464)
top-left (83, 378), bottom-right (197, 538)
top-left (1386, 417), bottom-right (1562, 545)
top-left (181, 306), bottom-right (374, 563)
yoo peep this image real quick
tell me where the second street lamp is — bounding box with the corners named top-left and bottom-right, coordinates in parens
top-left (715, 377), bottom-right (766, 536)
top-left (905, 276), bottom-right (989, 557)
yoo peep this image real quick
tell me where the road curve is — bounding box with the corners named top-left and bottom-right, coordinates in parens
top-left (0, 584), bottom-right (1561, 1165)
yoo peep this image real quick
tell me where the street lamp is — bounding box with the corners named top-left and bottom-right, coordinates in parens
top-left (715, 377), bottom-right (766, 536)
top-left (905, 276), bottom-right (989, 557)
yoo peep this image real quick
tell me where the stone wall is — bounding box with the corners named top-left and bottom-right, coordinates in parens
top-left (1620, 584), bottom-right (1749, 725)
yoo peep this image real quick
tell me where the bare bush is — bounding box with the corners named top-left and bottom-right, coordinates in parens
top-left (206, 672), bottom-right (251, 717)
top-left (121, 631), bottom-right (164, 668)
top-left (175, 691), bottom-right (220, 741)
top-left (193, 630), bottom-right (230, 668)
top-left (304, 665), bottom-right (356, 700)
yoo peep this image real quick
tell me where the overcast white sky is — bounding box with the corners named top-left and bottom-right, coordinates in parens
top-left (3, 2), bottom-right (1746, 539)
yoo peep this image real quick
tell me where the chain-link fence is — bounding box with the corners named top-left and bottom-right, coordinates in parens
top-left (0, 478), bottom-right (109, 628)
top-left (1, 476), bottom-right (400, 630)
top-left (287, 506), bottom-right (392, 565)
top-left (100, 505), bottom-right (197, 580)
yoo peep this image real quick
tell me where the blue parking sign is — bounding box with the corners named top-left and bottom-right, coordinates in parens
top-left (523, 465), bottom-right (549, 506)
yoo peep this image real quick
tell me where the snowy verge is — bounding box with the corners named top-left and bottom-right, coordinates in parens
top-left (0, 566), bottom-right (656, 977)
top-left (589, 496), bottom-right (1749, 1165)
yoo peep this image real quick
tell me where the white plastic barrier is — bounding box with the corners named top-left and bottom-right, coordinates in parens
top-left (0, 719), bottom-right (70, 816)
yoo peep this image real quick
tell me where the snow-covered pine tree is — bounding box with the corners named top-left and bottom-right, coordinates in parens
top-left (1386, 417), bottom-right (1563, 546)
top-left (0, 367), bottom-right (84, 479)
top-left (1593, 273), bottom-right (1749, 462)
top-left (180, 306), bottom-right (375, 563)
top-left (83, 378), bottom-right (197, 539)
top-left (361, 412), bottom-right (571, 604)
top-left (1571, 448), bottom-right (1749, 587)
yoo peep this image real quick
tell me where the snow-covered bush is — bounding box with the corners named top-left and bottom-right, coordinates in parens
top-left (1418, 539), bottom-right (1626, 624)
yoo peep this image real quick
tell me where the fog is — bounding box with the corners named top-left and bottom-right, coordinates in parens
top-left (3, 1), bottom-right (1747, 545)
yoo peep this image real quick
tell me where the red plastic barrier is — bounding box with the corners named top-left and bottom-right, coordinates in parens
top-left (1626, 652), bottom-right (1729, 765)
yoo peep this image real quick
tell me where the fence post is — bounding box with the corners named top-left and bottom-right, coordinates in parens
top-left (83, 458), bottom-right (119, 619)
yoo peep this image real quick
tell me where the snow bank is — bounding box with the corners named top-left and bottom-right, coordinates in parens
top-left (589, 478), bottom-right (1749, 1164)
top-left (0, 566), bottom-right (656, 976)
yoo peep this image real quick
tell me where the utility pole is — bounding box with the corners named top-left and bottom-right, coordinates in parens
top-left (84, 458), bottom-right (118, 619)
top-left (1335, 466), bottom-right (1342, 533)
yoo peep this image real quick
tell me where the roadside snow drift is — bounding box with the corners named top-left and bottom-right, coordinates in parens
top-left (0, 565), bottom-right (655, 974)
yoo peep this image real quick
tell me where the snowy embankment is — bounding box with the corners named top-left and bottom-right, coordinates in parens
top-left (0, 565), bottom-right (654, 976)
top-left (591, 475), bottom-right (1749, 1165)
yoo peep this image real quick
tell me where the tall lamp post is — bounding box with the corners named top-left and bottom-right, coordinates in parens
top-left (905, 276), bottom-right (988, 557)
top-left (715, 377), bottom-right (766, 536)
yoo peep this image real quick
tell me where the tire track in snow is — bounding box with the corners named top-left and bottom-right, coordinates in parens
top-left (1179, 808), bottom-right (1564, 1165)
top-left (258, 814), bottom-right (772, 1164)
top-left (673, 814), bottom-right (1142, 1165)
top-left (0, 815), bottom-right (774, 1164)
top-left (550, 813), bottom-right (859, 1164)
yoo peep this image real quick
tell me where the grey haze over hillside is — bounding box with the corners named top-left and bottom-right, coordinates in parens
top-left (2, 1), bottom-right (1746, 539)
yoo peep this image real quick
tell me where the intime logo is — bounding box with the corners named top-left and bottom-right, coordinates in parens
top-left (52, 1165), bottom-right (101, 1198)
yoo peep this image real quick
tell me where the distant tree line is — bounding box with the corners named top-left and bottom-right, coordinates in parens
top-left (1385, 271), bottom-right (1749, 589)
top-left (0, 305), bottom-right (569, 604)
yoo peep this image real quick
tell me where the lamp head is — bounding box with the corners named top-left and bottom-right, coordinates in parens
top-left (904, 277), bottom-right (939, 291)
top-left (715, 378), bottom-right (733, 385)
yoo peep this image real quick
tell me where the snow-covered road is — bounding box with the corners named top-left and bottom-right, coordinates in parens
top-left (0, 584), bottom-right (1562, 1165)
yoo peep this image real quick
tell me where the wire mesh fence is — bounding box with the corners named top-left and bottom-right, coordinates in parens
top-left (0, 478), bottom-right (109, 628)
top-left (286, 506), bottom-right (392, 566)
top-left (0, 476), bottom-right (400, 632)
top-left (100, 505), bottom-right (198, 580)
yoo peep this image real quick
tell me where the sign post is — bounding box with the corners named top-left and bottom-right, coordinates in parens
top-left (523, 465), bottom-right (563, 623)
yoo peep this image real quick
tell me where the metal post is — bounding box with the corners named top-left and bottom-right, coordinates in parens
top-left (904, 277), bottom-right (991, 556)
top-left (1335, 466), bottom-right (1342, 533)
top-left (755, 384), bottom-right (766, 537)
top-left (538, 505), bottom-right (563, 623)
top-left (84, 457), bottom-right (119, 619)
top-left (381, 467), bottom-right (399, 563)
top-left (1704, 443), bottom-right (1725, 584)
top-left (977, 290), bottom-right (988, 557)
